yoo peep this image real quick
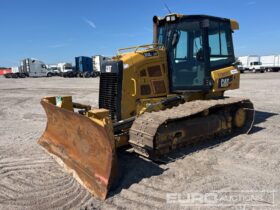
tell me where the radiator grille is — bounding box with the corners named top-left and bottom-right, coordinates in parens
top-left (99, 73), bottom-right (119, 122)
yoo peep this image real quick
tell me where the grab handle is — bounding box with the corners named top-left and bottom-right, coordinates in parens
top-left (131, 78), bottom-right (137, 97)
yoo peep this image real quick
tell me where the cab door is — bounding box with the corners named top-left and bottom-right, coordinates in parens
top-left (168, 20), bottom-right (207, 92)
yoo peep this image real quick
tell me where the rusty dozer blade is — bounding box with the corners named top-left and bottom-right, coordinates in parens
top-left (38, 97), bottom-right (118, 200)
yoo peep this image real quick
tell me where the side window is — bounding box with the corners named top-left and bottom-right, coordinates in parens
top-left (157, 27), bottom-right (166, 45)
top-left (174, 31), bottom-right (188, 60)
top-left (209, 21), bottom-right (234, 69)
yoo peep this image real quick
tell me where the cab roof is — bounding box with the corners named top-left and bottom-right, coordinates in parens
top-left (154, 14), bottom-right (239, 30)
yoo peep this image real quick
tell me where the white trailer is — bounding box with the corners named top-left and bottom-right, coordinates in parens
top-left (260, 55), bottom-right (280, 72)
top-left (11, 66), bottom-right (19, 73)
top-left (237, 56), bottom-right (265, 73)
top-left (92, 55), bottom-right (111, 75)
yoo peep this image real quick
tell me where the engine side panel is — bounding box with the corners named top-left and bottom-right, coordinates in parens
top-left (118, 48), bottom-right (170, 120)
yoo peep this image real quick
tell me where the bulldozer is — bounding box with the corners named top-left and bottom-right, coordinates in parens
top-left (38, 14), bottom-right (255, 200)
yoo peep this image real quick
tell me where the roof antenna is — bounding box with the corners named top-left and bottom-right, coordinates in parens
top-left (161, 0), bottom-right (172, 14)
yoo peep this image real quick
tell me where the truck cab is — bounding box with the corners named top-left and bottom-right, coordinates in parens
top-left (249, 61), bottom-right (264, 73)
top-left (57, 63), bottom-right (73, 77)
top-left (22, 59), bottom-right (54, 77)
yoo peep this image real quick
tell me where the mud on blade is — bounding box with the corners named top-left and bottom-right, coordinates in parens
top-left (38, 98), bottom-right (118, 200)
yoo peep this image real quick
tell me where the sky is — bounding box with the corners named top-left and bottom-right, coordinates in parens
top-left (0, 0), bottom-right (280, 67)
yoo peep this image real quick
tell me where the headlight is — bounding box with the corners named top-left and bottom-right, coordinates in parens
top-left (171, 15), bottom-right (176, 21)
top-left (166, 15), bottom-right (177, 22)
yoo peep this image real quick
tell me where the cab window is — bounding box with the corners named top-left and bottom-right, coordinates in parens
top-left (209, 21), bottom-right (234, 69)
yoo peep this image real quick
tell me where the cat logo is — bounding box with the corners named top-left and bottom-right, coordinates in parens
top-left (105, 65), bottom-right (112, 73)
top-left (218, 76), bottom-right (233, 88)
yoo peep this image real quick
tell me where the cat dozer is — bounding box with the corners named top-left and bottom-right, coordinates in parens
top-left (38, 14), bottom-right (255, 200)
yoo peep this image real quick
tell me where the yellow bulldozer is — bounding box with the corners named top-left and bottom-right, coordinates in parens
top-left (38, 14), bottom-right (255, 200)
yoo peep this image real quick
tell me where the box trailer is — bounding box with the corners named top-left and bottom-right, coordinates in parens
top-left (260, 55), bottom-right (280, 72)
top-left (237, 56), bottom-right (265, 73)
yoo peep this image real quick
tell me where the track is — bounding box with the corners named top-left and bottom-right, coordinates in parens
top-left (129, 97), bottom-right (254, 160)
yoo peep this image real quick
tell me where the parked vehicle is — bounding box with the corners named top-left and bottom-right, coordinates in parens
top-left (57, 63), bottom-right (73, 77)
top-left (260, 55), bottom-right (280, 72)
top-left (47, 64), bottom-right (60, 76)
top-left (4, 66), bottom-right (26, 78)
top-left (23, 58), bottom-right (53, 77)
top-left (92, 55), bottom-right (111, 76)
top-left (75, 56), bottom-right (95, 77)
top-left (4, 58), bottom-right (53, 78)
top-left (237, 56), bottom-right (265, 73)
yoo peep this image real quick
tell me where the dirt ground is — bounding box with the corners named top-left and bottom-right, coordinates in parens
top-left (0, 73), bottom-right (279, 210)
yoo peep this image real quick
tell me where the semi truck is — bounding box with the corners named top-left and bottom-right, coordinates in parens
top-left (260, 55), bottom-right (280, 72)
top-left (23, 58), bottom-right (54, 77)
top-left (92, 55), bottom-right (111, 76)
top-left (5, 58), bottom-right (53, 78)
top-left (57, 63), bottom-right (73, 77)
top-left (47, 63), bottom-right (74, 76)
top-left (74, 56), bottom-right (96, 77)
top-left (47, 64), bottom-right (60, 76)
top-left (237, 56), bottom-right (265, 73)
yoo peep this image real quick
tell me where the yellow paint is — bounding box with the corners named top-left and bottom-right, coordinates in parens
top-left (230, 19), bottom-right (240, 30)
top-left (211, 66), bottom-right (240, 92)
top-left (114, 46), bottom-right (169, 119)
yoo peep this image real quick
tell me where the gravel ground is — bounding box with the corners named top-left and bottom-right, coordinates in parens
top-left (0, 73), bottom-right (279, 210)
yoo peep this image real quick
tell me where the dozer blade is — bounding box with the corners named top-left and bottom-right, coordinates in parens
top-left (38, 98), bottom-right (118, 200)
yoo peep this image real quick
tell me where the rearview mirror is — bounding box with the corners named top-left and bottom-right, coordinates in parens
top-left (172, 32), bottom-right (180, 47)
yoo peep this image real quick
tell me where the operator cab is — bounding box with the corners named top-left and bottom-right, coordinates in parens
top-left (154, 14), bottom-right (238, 92)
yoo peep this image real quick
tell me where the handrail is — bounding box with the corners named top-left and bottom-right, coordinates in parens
top-left (117, 43), bottom-right (164, 55)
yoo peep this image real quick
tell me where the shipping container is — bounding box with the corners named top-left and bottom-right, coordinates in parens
top-left (0, 68), bottom-right (11, 75)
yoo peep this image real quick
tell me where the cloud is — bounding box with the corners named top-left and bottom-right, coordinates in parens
top-left (83, 18), bottom-right (96, 29)
top-left (48, 43), bottom-right (67, 48)
top-left (247, 1), bottom-right (256, 5)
